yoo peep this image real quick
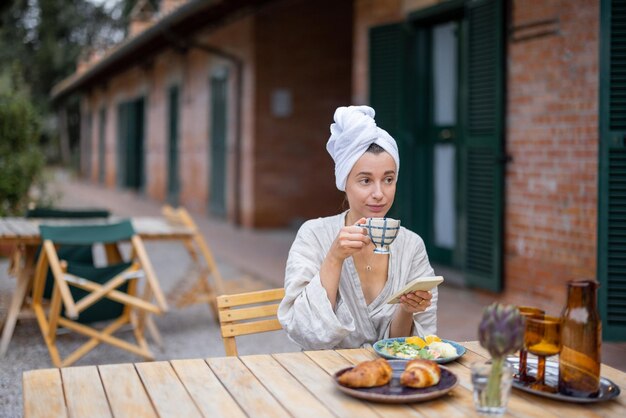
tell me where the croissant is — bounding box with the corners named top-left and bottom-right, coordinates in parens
top-left (338, 358), bottom-right (393, 388)
top-left (400, 359), bottom-right (441, 388)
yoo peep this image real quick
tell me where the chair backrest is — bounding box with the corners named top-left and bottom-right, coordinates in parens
top-left (216, 288), bottom-right (285, 356)
top-left (40, 220), bottom-right (135, 245)
top-left (26, 207), bottom-right (110, 219)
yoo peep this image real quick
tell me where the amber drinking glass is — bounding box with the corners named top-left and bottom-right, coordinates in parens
top-left (517, 307), bottom-right (545, 383)
top-left (524, 315), bottom-right (562, 393)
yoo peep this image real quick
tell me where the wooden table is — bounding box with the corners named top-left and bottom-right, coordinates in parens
top-left (0, 216), bottom-right (195, 356)
top-left (22, 342), bottom-right (626, 417)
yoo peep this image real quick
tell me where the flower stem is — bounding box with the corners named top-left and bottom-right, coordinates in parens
top-left (486, 357), bottom-right (504, 407)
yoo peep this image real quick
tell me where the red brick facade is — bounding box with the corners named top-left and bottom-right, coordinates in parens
top-left (504, 0), bottom-right (599, 309)
top-left (82, 0), bottom-right (352, 228)
top-left (352, 0), bottom-right (600, 309)
top-left (73, 0), bottom-right (601, 309)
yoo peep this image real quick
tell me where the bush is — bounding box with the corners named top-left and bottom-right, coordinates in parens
top-left (0, 91), bottom-right (45, 216)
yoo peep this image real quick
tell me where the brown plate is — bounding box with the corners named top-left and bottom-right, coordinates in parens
top-left (333, 360), bottom-right (458, 403)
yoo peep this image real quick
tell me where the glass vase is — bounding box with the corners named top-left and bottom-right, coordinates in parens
top-left (471, 360), bottom-right (513, 415)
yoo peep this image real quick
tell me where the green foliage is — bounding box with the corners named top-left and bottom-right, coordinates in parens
top-left (0, 0), bottom-right (127, 161)
top-left (0, 90), bottom-right (45, 216)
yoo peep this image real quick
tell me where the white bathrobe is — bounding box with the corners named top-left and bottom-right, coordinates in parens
top-left (278, 211), bottom-right (437, 350)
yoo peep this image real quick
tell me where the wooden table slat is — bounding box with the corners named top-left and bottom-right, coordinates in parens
top-left (170, 359), bottom-right (247, 418)
top-left (21, 346), bottom-right (626, 418)
top-left (207, 356), bottom-right (292, 418)
top-left (135, 361), bottom-right (203, 418)
top-left (23, 369), bottom-right (68, 418)
top-left (99, 363), bottom-right (158, 418)
top-left (274, 351), bottom-right (381, 418)
top-left (335, 347), bottom-right (378, 364)
top-left (60, 366), bottom-right (112, 418)
top-left (241, 354), bottom-right (336, 418)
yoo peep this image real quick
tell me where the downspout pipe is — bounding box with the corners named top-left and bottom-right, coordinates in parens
top-left (163, 30), bottom-right (244, 226)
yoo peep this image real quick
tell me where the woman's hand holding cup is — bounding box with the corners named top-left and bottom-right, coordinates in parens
top-left (328, 217), bottom-right (371, 262)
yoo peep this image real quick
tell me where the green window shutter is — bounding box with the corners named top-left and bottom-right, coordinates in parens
top-left (167, 86), bottom-right (180, 206)
top-left (98, 108), bottom-right (106, 184)
top-left (116, 102), bottom-right (128, 188)
top-left (598, 0), bottom-right (626, 341)
top-left (369, 23), bottom-right (415, 223)
top-left (210, 72), bottom-right (228, 218)
top-left (463, 0), bottom-right (505, 291)
top-left (126, 100), bottom-right (138, 189)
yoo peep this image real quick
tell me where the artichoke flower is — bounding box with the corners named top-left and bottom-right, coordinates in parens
top-left (479, 303), bottom-right (524, 358)
top-left (477, 303), bottom-right (524, 409)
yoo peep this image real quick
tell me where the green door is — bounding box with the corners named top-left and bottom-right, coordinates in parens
top-left (116, 102), bottom-right (128, 188)
top-left (425, 19), bottom-right (463, 266)
top-left (370, 0), bottom-right (504, 291)
top-left (209, 72), bottom-right (228, 218)
top-left (117, 98), bottom-right (145, 191)
top-left (167, 86), bottom-right (180, 206)
top-left (98, 108), bottom-right (106, 184)
top-left (598, 0), bottom-right (626, 341)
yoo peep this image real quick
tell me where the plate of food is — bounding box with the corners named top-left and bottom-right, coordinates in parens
top-left (507, 356), bottom-right (621, 403)
top-left (373, 335), bottom-right (465, 364)
top-left (333, 358), bottom-right (458, 403)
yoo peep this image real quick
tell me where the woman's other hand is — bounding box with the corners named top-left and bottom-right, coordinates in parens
top-left (327, 217), bottom-right (371, 263)
top-left (398, 290), bottom-right (432, 314)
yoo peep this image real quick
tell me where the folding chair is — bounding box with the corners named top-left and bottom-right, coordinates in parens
top-left (31, 220), bottom-right (168, 367)
top-left (0, 208), bottom-right (110, 357)
top-left (161, 205), bottom-right (226, 319)
top-left (216, 288), bottom-right (285, 356)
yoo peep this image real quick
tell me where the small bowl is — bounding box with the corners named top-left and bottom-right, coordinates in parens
top-left (358, 217), bottom-right (400, 254)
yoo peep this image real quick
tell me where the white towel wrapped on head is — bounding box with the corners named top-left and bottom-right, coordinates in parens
top-left (326, 105), bottom-right (400, 191)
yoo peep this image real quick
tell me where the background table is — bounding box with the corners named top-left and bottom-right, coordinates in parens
top-left (0, 216), bottom-right (195, 356)
top-left (22, 342), bottom-right (626, 417)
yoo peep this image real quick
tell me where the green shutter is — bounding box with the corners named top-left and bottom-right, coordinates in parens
top-left (134, 97), bottom-right (145, 191)
top-left (599, 0), bottom-right (626, 341)
top-left (116, 98), bottom-right (145, 191)
top-left (369, 23), bottom-right (417, 225)
top-left (463, 0), bottom-right (504, 291)
top-left (116, 102), bottom-right (128, 188)
top-left (210, 72), bottom-right (228, 218)
top-left (98, 108), bottom-right (106, 184)
top-left (167, 86), bottom-right (180, 206)
top-left (125, 100), bottom-right (138, 189)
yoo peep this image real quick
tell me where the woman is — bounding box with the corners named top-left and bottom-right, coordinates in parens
top-left (278, 105), bottom-right (437, 349)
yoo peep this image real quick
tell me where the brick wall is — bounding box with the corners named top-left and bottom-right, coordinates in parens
top-left (82, 17), bottom-right (255, 221)
top-left (503, 0), bottom-right (599, 311)
top-left (253, 0), bottom-right (353, 227)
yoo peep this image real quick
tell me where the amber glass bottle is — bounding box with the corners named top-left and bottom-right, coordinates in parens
top-left (558, 280), bottom-right (601, 397)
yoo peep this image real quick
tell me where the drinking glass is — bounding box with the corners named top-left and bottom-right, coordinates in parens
top-left (516, 306), bottom-right (545, 383)
top-left (524, 315), bottom-right (562, 393)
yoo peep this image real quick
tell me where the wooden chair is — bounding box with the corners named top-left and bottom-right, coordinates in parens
top-left (216, 288), bottom-right (285, 356)
top-left (161, 205), bottom-right (226, 319)
top-left (31, 220), bottom-right (168, 367)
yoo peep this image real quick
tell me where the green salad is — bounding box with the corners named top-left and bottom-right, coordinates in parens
top-left (382, 341), bottom-right (438, 360)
